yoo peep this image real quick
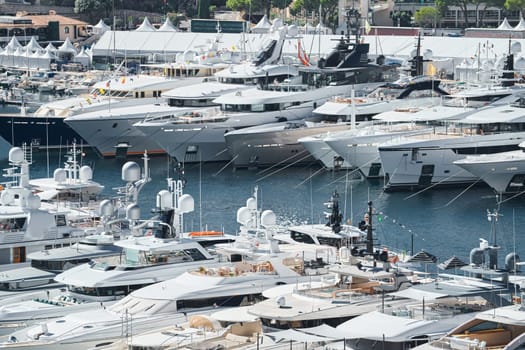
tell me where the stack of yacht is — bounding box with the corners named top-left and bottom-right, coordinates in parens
top-left (134, 11), bottom-right (399, 165)
top-left (0, 189), bottom-right (341, 350)
top-left (65, 27), bottom-right (297, 158)
top-left (0, 146), bottom-right (102, 266)
top-left (379, 90), bottom-right (525, 190)
top-left (0, 73), bottom-right (207, 151)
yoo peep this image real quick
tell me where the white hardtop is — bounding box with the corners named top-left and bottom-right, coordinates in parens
top-left (161, 81), bottom-right (247, 99)
top-left (91, 75), bottom-right (196, 92)
top-left (63, 103), bottom-right (185, 121)
top-left (214, 63), bottom-right (298, 79)
top-left (457, 102), bottom-right (525, 124)
top-left (114, 236), bottom-right (211, 255)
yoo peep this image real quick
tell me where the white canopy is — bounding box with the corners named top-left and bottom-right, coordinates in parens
top-left (45, 42), bottom-right (57, 53)
top-left (93, 19), bottom-right (111, 35)
top-left (498, 17), bottom-right (514, 30)
top-left (24, 36), bottom-right (42, 53)
top-left (74, 46), bottom-right (90, 67)
top-left (58, 37), bottom-right (77, 53)
top-left (516, 17), bottom-right (525, 30)
top-left (135, 17), bottom-right (156, 31)
top-left (210, 306), bottom-right (258, 323)
top-left (390, 287), bottom-right (447, 301)
top-left (158, 17), bottom-right (177, 32)
top-left (336, 311), bottom-right (434, 340)
top-left (252, 15), bottom-right (272, 33)
top-left (5, 36), bottom-right (21, 51)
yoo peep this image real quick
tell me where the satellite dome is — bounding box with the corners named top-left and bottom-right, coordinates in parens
top-left (122, 162), bottom-right (140, 182)
top-left (126, 203), bottom-right (141, 220)
top-left (178, 194), bottom-right (194, 213)
top-left (8, 147), bottom-right (24, 163)
top-left (79, 166), bottom-right (93, 182)
top-left (246, 197), bottom-right (257, 210)
top-left (99, 199), bottom-right (114, 217)
top-left (237, 206), bottom-right (251, 225)
top-left (156, 190), bottom-right (172, 210)
top-left (261, 210), bottom-right (276, 227)
top-left (53, 168), bottom-right (67, 183)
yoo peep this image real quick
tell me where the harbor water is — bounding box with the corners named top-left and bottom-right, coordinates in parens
top-left (2, 147), bottom-right (524, 267)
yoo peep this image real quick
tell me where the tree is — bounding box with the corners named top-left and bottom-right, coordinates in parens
top-left (415, 7), bottom-right (441, 27)
top-left (391, 10), bottom-right (412, 27)
top-left (74, 0), bottom-right (112, 23)
top-left (226, 0), bottom-right (272, 18)
top-left (290, 0), bottom-right (338, 28)
top-left (505, 0), bottom-right (525, 17)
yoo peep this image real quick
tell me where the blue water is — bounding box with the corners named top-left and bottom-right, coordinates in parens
top-left (2, 148), bottom-right (524, 266)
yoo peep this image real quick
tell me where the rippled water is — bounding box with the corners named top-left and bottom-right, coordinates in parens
top-left (2, 148), bottom-right (524, 266)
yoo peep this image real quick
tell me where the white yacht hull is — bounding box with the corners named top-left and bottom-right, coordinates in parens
top-left (137, 105), bottom-right (316, 163)
top-left (454, 151), bottom-right (525, 194)
top-left (379, 132), bottom-right (525, 190)
top-left (299, 136), bottom-right (353, 169)
top-left (225, 123), bottom-right (350, 168)
top-left (64, 112), bottom-right (169, 158)
top-left (326, 128), bottom-right (434, 178)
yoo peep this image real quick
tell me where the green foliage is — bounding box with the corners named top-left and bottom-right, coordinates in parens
top-left (74, 0), bottom-right (112, 23)
top-left (226, 0), bottom-right (272, 17)
top-left (505, 0), bottom-right (525, 15)
top-left (415, 6), bottom-right (441, 27)
top-left (290, 0), bottom-right (338, 28)
top-left (391, 10), bottom-right (412, 27)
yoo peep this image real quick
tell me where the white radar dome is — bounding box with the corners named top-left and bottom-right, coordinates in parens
top-left (79, 166), bottom-right (93, 182)
top-left (423, 49), bottom-right (433, 60)
top-left (8, 147), bottom-right (24, 163)
top-left (122, 162), bottom-right (140, 182)
top-left (512, 41), bottom-right (522, 54)
top-left (261, 210), bottom-right (276, 227)
top-left (178, 194), bottom-right (194, 213)
top-left (53, 168), bottom-right (67, 183)
top-left (126, 203), bottom-right (141, 220)
top-left (156, 190), bottom-right (172, 210)
top-left (237, 206), bottom-right (251, 225)
top-left (246, 197), bottom-right (257, 210)
top-left (515, 56), bottom-right (525, 70)
top-left (287, 24), bottom-right (298, 37)
top-left (99, 199), bottom-right (114, 217)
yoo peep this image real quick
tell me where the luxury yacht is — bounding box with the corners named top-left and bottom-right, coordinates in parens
top-left (134, 11), bottom-right (399, 164)
top-left (312, 75), bottom-right (449, 122)
top-left (0, 196), bottom-right (340, 349)
top-left (27, 142), bottom-right (103, 202)
top-left (379, 94), bottom-right (525, 191)
top-left (454, 140), bottom-right (525, 195)
top-left (338, 276), bottom-right (507, 350)
top-left (0, 73), bottom-right (205, 150)
top-left (0, 153), bottom-right (154, 296)
top-left (0, 147), bottom-right (101, 266)
top-left (413, 301), bottom-right (525, 349)
top-left (64, 27), bottom-right (297, 158)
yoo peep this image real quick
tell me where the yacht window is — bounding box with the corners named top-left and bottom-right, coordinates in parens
top-left (141, 92), bottom-right (145, 98)
top-left (153, 91), bottom-right (158, 97)
top-left (251, 104), bottom-right (264, 112)
top-left (55, 214), bottom-right (67, 226)
top-left (265, 103), bottom-right (280, 111)
top-left (135, 92), bottom-right (139, 98)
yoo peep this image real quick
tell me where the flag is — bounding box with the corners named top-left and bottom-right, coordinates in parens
top-left (121, 77), bottom-right (126, 84)
top-left (365, 20), bottom-right (371, 35)
top-left (427, 63), bottom-right (437, 76)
